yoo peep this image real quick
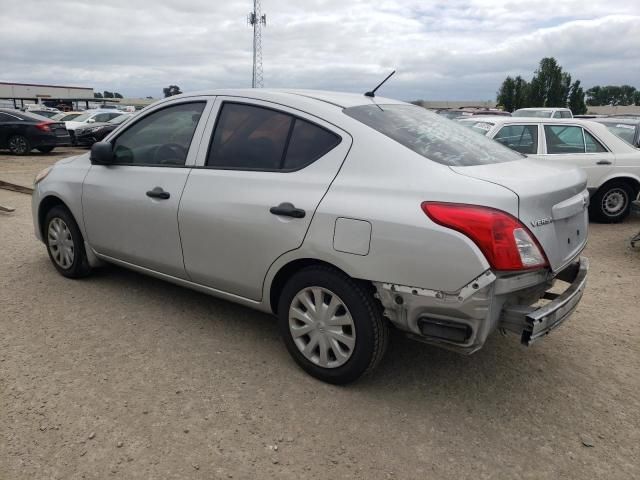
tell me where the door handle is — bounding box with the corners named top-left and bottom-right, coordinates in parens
top-left (146, 187), bottom-right (170, 199)
top-left (270, 202), bottom-right (306, 218)
top-left (596, 160), bottom-right (612, 165)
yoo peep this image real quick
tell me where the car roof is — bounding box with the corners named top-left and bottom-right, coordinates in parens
top-left (152, 88), bottom-right (407, 110)
top-left (514, 107), bottom-right (569, 111)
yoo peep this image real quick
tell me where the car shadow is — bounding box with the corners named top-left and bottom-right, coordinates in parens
top-left (79, 261), bottom-right (554, 409)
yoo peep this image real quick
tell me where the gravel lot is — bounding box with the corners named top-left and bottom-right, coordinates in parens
top-left (1, 148), bottom-right (639, 479)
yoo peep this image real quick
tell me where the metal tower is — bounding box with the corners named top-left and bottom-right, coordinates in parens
top-left (248, 0), bottom-right (266, 88)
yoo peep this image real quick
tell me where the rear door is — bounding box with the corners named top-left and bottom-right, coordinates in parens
top-left (179, 97), bottom-right (351, 300)
top-left (540, 123), bottom-right (615, 188)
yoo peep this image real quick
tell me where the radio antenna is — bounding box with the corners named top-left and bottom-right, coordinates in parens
top-left (364, 70), bottom-right (396, 98)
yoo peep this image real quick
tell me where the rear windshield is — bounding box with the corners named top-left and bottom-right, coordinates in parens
top-left (598, 122), bottom-right (637, 146)
top-left (343, 104), bottom-right (521, 166)
top-left (512, 109), bottom-right (553, 118)
top-left (459, 120), bottom-right (494, 135)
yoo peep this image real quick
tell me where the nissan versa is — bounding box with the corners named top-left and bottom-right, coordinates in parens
top-left (32, 90), bottom-right (589, 384)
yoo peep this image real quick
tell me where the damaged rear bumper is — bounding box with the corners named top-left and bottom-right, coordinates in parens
top-left (500, 257), bottom-right (588, 345)
top-left (374, 256), bottom-right (588, 354)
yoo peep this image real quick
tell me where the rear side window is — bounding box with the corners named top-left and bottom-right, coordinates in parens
top-left (544, 125), bottom-right (585, 154)
top-left (584, 130), bottom-right (607, 152)
top-left (560, 111), bottom-right (572, 118)
top-left (460, 121), bottom-right (494, 135)
top-left (283, 119), bottom-right (340, 170)
top-left (207, 103), bottom-right (340, 171)
top-left (344, 104), bottom-right (522, 166)
top-left (552, 111), bottom-right (563, 118)
top-left (494, 124), bottom-right (538, 154)
top-left (601, 123), bottom-right (636, 145)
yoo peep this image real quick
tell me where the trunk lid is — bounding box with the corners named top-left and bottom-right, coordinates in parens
top-left (450, 159), bottom-right (588, 272)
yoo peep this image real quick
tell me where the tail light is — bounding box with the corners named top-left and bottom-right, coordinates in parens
top-left (36, 121), bottom-right (53, 132)
top-left (421, 202), bottom-right (548, 271)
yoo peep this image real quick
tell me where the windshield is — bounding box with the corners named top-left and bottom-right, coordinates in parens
top-left (72, 112), bottom-right (95, 122)
top-left (512, 109), bottom-right (553, 118)
top-left (109, 114), bottom-right (132, 125)
top-left (598, 122), bottom-right (637, 146)
top-left (459, 120), bottom-right (494, 135)
top-left (343, 104), bottom-right (521, 166)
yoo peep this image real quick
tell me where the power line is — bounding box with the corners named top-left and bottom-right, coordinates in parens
top-left (248, 0), bottom-right (266, 88)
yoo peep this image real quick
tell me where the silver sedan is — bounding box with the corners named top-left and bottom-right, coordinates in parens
top-left (32, 89), bottom-right (589, 384)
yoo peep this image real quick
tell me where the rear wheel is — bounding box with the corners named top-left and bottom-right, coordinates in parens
top-left (44, 206), bottom-right (91, 278)
top-left (278, 265), bottom-right (388, 384)
top-left (36, 146), bottom-right (55, 153)
top-left (589, 181), bottom-right (635, 223)
top-left (8, 135), bottom-right (31, 155)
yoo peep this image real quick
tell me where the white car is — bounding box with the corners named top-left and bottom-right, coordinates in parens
top-left (65, 110), bottom-right (124, 144)
top-left (459, 116), bottom-right (640, 221)
top-left (512, 108), bottom-right (573, 119)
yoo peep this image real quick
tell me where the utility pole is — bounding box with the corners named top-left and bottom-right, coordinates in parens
top-left (248, 0), bottom-right (266, 88)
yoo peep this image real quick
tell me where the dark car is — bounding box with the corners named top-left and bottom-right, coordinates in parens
top-left (592, 117), bottom-right (640, 148)
top-left (0, 108), bottom-right (71, 155)
top-left (25, 109), bottom-right (60, 119)
top-left (74, 113), bottom-right (133, 146)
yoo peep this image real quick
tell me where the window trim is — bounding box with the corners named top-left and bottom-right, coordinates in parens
top-left (493, 123), bottom-right (539, 154)
top-left (203, 100), bottom-right (342, 173)
top-left (106, 100), bottom-right (208, 168)
top-left (541, 123), bottom-right (611, 155)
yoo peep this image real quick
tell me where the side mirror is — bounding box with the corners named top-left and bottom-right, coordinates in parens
top-left (90, 142), bottom-right (114, 165)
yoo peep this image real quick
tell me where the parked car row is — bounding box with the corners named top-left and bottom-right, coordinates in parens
top-left (0, 108), bottom-right (70, 154)
top-left (458, 116), bottom-right (640, 222)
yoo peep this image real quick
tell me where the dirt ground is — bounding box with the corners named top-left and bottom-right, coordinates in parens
top-left (1, 148), bottom-right (639, 479)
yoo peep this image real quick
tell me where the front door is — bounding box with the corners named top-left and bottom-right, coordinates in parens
top-left (82, 100), bottom-right (209, 278)
top-left (179, 98), bottom-right (351, 300)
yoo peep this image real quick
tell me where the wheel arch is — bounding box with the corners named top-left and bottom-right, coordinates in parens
top-left (38, 195), bottom-right (72, 240)
top-left (596, 175), bottom-right (640, 197)
top-left (268, 258), bottom-right (355, 314)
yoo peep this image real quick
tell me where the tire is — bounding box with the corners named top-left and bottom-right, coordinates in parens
top-left (36, 146), bottom-right (55, 153)
top-left (277, 265), bottom-right (389, 384)
top-left (44, 206), bottom-right (92, 278)
top-left (8, 135), bottom-right (31, 155)
top-left (589, 181), bottom-right (635, 223)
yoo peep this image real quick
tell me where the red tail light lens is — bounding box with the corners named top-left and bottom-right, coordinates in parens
top-left (421, 202), bottom-right (548, 271)
top-left (36, 122), bottom-right (53, 132)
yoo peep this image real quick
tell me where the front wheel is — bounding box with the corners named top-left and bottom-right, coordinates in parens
top-left (44, 206), bottom-right (92, 278)
top-left (589, 182), bottom-right (635, 223)
top-left (278, 265), bottom-right (388, 384)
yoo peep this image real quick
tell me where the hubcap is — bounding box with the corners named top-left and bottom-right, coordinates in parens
top-left (47, 217), bottom-right (75, 269)
top-left (601, 188), bottom-right (628, 216)
top-left (9, 136), bottom-right (27, 154)
top-left (288, 287), bottom-right (356, 369)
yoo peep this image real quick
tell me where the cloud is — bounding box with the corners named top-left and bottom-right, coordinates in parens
top-left (0, 0), bottom-right (638, 100)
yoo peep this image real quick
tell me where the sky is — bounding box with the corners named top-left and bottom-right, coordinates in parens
top-left (1, 0), bottom-right (639, 101)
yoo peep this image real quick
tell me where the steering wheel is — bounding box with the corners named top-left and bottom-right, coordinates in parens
top-left (154, 143), bottom-right (187, 165)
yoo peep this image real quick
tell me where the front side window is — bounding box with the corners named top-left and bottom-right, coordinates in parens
top-left (494, 124), bottom-right (538, 154)
top-left (560, 111), bottom-right (572, 118)
top-left (207, 103), bottom-right (340, 171)
top-left (111, 102), bottom-right (205, 166)
top-left (544, 125), bottom-right (585, 154)
top-left (552, 111), bottom-right (563, 118)
top-left (344, 104), bottom-right (522, 166)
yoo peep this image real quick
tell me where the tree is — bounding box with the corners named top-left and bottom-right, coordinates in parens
top-left (497, 76), bottom-right (516, 112)
top-left (103, 91), bottom-right (114, 98)
top-left (114, 92), bottom-right (123, 99)
top-left (94, 92), bottom-right (103, 99)
top-left (568, 80), bottom-right (587, 115)
top-left (163, 85), bottom-right (182, 97)
top-left (528, 57), bottom-right (570, 107)
top-left (634, 91), bottom-right (640, 106)
top-left (586, 85), bottom-right (638, 106)
top-left (513, 76), bottom-right (529, 110)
